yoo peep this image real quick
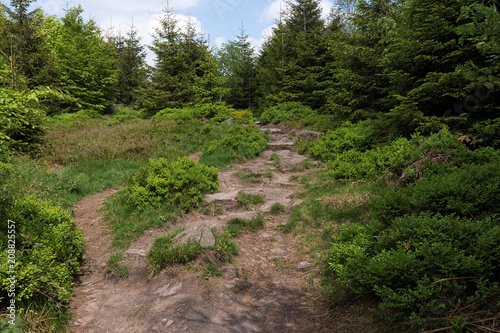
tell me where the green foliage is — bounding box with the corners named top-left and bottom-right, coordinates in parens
top-left (0, 87), bottom-right (53, 152)
top-left (55, 6), bottom-right (118, 114)
top-left (372, 159), bottom-right (500, 222)
top-left (110, 25), bottom-right (147, 106)
top-left (310, 120), bottom-right (378, 161)
top-left (260, 102), bottom-right (314, 125)
top-left (326, 213), bottom-right (500, 325)
top-left (127, 156), bottom-right (219, 211)
top-left (234, 168), bottom-right (272, 183)
top-left (216, 29), bottom-right (257, 109)
top-left (270, 153), bottom-right (282, 172)
top-left (327, 137), bottom-right (417, 179)
top-left (0, 196), bottom-right (83, 306)
top-left (199, 125), bottom-right (267, 167)
top-left (214, 230), bottom-right (239, 263)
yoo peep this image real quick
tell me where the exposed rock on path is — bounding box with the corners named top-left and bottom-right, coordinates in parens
top-left (69, 124), bottom-right (329, 332)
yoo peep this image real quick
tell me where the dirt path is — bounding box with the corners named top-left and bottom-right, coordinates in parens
top-left (69, 125), bottom-right (330, 333)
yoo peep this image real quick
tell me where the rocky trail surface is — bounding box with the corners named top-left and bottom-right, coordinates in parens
top-left (69, 125), bottom-right (330, 333)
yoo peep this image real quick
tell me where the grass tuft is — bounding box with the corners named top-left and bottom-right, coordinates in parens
top-left (235, 191), bottom-right (265, 210)
top-left (105, 252), bottom-right (129, 278)
top-left (227, 214), bottom-right (265, 236)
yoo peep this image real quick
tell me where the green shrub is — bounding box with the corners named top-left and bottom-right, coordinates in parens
top-left (326, 213), bottom-right (500, 325)
top-left (0, 88), bottom-right (49, 152)
top-left (127, 157), bottom-right (219, 211)
top-left (214, 230), bottom-right (239, 262)
top-left (270, 203), bottom-right (285, 215)
top-left (327, 137), bottom-right (417, 179)
top-left (310, 120), bottom-right (378, 162)
top-left (0, 196), bottom-right (83, 305)
top-left (260, 102), bottom-right (314, 125)
top-left (105, 253), bottom-right (129, 278)
top-left (199, 125), bottom-right (268, 167)
top-left (372, 160), bottom-right (500, 221)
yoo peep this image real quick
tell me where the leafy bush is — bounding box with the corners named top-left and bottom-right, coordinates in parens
top-left (0, 88), bottom-right (48, 152)
top-left (0, 196), bottom-right (83, 305)
top-left (327, 137), bottom-right (417, 179)
top-left (151, 103), bottom-right (254, 125)
top-left (127, 157), bottom-right (219, 211)
top-left (326, 213), bottom-right (500, 325)
top-left (310, 120), bottom-right (378, 162)
top-left (199, 125), bottom-right (268, 167)
top-left (372, 160), bottom-right (500, 221)
top-left (260, 101), bottom-right (314, 125)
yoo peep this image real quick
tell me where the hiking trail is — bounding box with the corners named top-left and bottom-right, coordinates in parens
top-left (69, 125), bottom-right (330, 333)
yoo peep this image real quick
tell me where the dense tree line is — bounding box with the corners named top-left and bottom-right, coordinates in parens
top-left (0, 0), bottom-right (499, 148)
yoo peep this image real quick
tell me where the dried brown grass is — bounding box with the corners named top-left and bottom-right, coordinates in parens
top-left (39, 119), bottom-right (175, 165)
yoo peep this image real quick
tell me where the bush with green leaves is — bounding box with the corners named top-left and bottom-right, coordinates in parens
top-left (199, 125), bottom-right (268, 167)
top-left (327, 137), bottom-right (417, 179)
top-left (127, 157), bottom-right (219, 211)
top-left (0, 196), bottom-right (83, 305)
top-left (326, 213), bottom-right (500, 325)
top-left (0, 87), bottom-right (50, 153)
top-left (372, 159), bottom-right (500, 222)
top-left (310, 120), bottom-right (378, 162)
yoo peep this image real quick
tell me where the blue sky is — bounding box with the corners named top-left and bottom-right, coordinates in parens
top-left (33, 0), bottom-right (334, 63)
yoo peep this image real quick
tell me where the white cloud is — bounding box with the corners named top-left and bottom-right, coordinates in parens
top-left (214, 36), bottom-right (228, 49)
top-left (319, 0), bottom-right (334, 19)
top-left (260, 0), bottom-right (334, 23)
top-left (260, 0), bottom-right (283, 23)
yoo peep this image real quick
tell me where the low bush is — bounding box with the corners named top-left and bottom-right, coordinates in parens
top-left (0, 196), bottom-right (83, 306)
top-left (326, 213), bottom-right (500, 326)
top-left (199, 125), bottom-right (268, 167)
top-left (310, 120), bottom-right (378, 162)
top-left (327, 137), bottom-right (417, 179)
top-left (127, 157), bottom-right (219, 211)
top-left (372, 160), bottom-right (500, 221)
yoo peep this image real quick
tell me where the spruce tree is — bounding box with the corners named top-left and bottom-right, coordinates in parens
top-left (139, 7), bottom-right (219, 114)
top-left (217, 28), bottom-right (257, 109)
top-left (112, 24), bottom-right (147, 106)
top-left (0, 0), bottom-right (53, 89)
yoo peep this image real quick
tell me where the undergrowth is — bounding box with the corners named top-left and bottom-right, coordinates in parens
top-left (290, 124), bottom-right (500, 331)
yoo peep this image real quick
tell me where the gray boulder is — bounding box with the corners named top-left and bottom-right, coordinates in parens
top-left (298, 130), bottom-right (321, 140)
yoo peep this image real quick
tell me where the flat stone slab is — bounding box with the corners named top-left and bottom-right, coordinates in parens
top-left (172, 221), bottom-right (215, 247)
top-left (220, 211), bottom-right (260, 222)
top-left (241, 187), bottom-right (294, 200)
top-left (268, 142), bottom-right (294, 150)
top-left (260, 128), bottom-right (283, 134)
top-left (123, 249), bottom-right (147, 257)
top-left (298, 130), bottom-right (321, 140)
top-left (204, 192), bottom-right (236, 204)
top-left (154, 282), bottom-right (183, 297)
top-left (283, 156), bottom-right (308, 170)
